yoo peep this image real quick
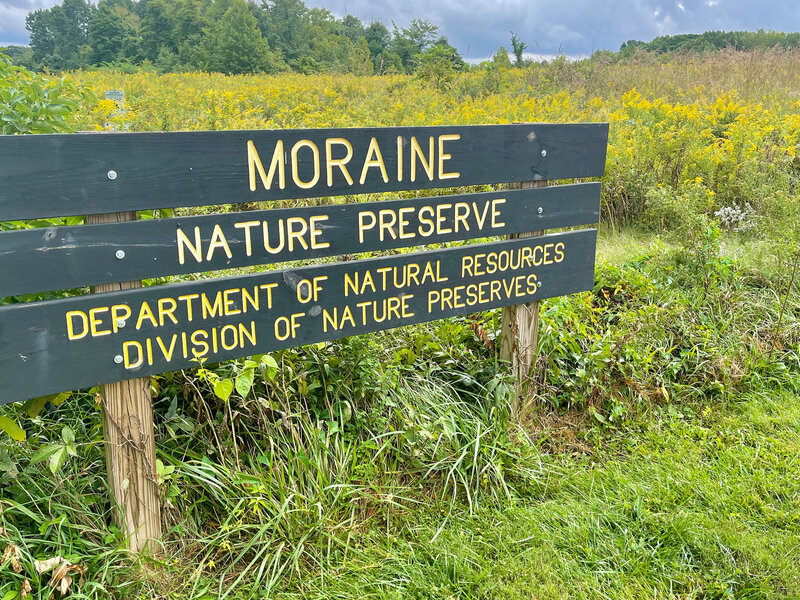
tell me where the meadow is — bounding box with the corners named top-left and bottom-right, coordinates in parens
top-left (1, 48), bottom-right (800, 599)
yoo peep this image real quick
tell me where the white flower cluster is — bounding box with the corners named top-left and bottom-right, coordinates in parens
top-left (714, 202), bottom-right (757, 232)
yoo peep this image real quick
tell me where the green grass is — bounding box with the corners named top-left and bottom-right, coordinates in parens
top-left (596, 227), bottom-right (662, 265)
top-left (273, 389), bottom-right (800, 599)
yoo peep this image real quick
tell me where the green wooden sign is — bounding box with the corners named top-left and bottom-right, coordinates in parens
top-left (0, 123), bottom-right (609, 404)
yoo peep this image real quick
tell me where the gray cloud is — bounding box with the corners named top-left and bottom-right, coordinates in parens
top-left (324, 0), bottom-right (800, 58)
top-left (1, 0), bottom-right (799, 58)
top-left (0, 0), bottom-right (53, 45)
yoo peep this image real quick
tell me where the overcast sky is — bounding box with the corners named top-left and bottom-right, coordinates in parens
top-left (2, 0), bottom-right (800, 60)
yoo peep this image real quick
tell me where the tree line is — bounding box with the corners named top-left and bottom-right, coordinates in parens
top-left (619, 29), bottom-right (800, 56)
top-left (10, 1), bottom-right (797, 77)
top-left (9, 0), bottom-right (466, 75)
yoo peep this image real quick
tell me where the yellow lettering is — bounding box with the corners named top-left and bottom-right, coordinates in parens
top-left (259, 283), bottom-right (277, 308)
top-left (491, 199), bottom-right (506, 228)
top-left (418, 206), bottom-right (435, 237)
top-left (398, 207), bottom-right (415, 239)
top-left (344, 272), bottom-right (358, 297)
top-left (521, 246), bottom-right (533, 267)
top-left (223, 289), bottom-right (241, 316)
top-left (191, 330), bottom-right (209, 358)
top-left (297, 279), bottom-right (313, 303)
top-left (220, 325), bottom-right (238, 350)
top-left (527, 274), bottom-right (539, 294)
top-left (156, 335), bottom-right (177, 362)
top-left (462, 256), bottom-right (474, 277)
top-left (452, 285), bottom-right (465, 308)
top-left (437, 134), bottom-right (460, 179)
top-left (359, 137), bottom-right (389, 184)
top-left (136, 302), bottom-right (158, 329)
top-left (239, 321), bottom-right (257, 348)
top-left (427, 290), bottom-right (439, 312)
top-left (325, 138), bottom-right (354, 186)
top-left (242, 286), bottom-right (259, 313)
top-left (358, 211), bottom-right (377, 244)
top-left (158, 298), bottom-right (178, 326)
top-left (274, 313), bottom-right (304, 340)
top-left (176, 226), bottom-right (203, 265)
top-left (323, 307), bottom-right (337, 332)
top-left (490, 280), bottom-right (501, 301)
top-left (436, 203), bottom-right (453, 234)
top-left (88, 309), bottom-right (110, 338)
top-left (248, 139), bottom-right (285, 191)
top-left (123, 341), bottom-right (143, 368)
top-left (201, 292), bottom-right (223, 319)
top-left (263, 220), bottom-right (285, 254)
top-left (379, 209), bottom-right (397, 241)
top-left (473, 253), bottom-right (486, 276)
top-left (206, 224), bottom-right (232, 262)
top-left (554, 242), bottom-right (565, 262)
top-left (291, 139), bottom-right (320, 189)
top-left (407, 263), bottom-right (421, 286)
top-left (178, 294), bottom-right (199, 321)
top-left (309, 215), bottom-right (330, 249)
top-left (361, 270), bottom-right (376, 294)
top-left (111, 305), bottom-right (131, 333)
top-left (400, 294), bottom-right (415, 318)
top-left (453, 202), bottom-right (470, 233)
top-left (473, 201), bottom-right (490, 230)
top-left (234, 221), bottom-right (260, 256)
top-left (396, 135), bottom-right (404, 182)
top-left (66, 311), bottom-right (89, 340)
top-left (410, 136), bottom-right (434, 182)
top-left (543, 243), bottom-right (554, 264)
top-left (286, 217), bottom-right (309, 252)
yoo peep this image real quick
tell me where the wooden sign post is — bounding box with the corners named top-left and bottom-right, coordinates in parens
top-left (86, 211), bottom-right (161, 555)
top-left (85, 91), bottom-right (161, 555)
top-left (501, 180), bottom-right (547, 415)
top-left (0, 124), bottom-right (608, 551)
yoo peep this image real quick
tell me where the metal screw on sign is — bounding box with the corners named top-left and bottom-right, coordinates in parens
top-left (115, 250), bottom-right (126, 260)
top-left (538, 207), bottom-right (543, 214)
top-left (117, 319), bottom-right (126, 329)
top-left (114, 355), bottom-right (124, 364)
top-left (540, 149), bottom-right (547, 157)
top-left (107, 170), bottom-right (118, 180)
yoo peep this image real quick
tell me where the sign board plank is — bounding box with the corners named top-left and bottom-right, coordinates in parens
top-left (0, 229), bottom-right (596, 403)
top-left (0, 183), bottom-right (600, 296)
top-left (0, 124), bottom-right (608, 221)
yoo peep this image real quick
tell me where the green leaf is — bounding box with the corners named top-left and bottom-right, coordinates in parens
top-left (49, 447), bottom-right (66, 475)
top-left (0, 415), bottom-right (25, 442)
top-left (45, 103), bottom-right (70, 115)
top-left (332, 400), bottom-right (352, 423)
top-left (30, 120), bottom-right (57, 133)
top-left (235, 369), bottom-right (255, 398)
top-left (30, 443), bottom-right (62, 465)
top-left (261, 355), bottom-right (279, 381)
top-left (61, 426), bottom-right (75, 445)
top-left (213, 379), bottom-right (234, 402)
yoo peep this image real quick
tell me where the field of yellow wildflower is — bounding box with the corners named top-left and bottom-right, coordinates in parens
top-left (71, 48), bottom-right (800, 232)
